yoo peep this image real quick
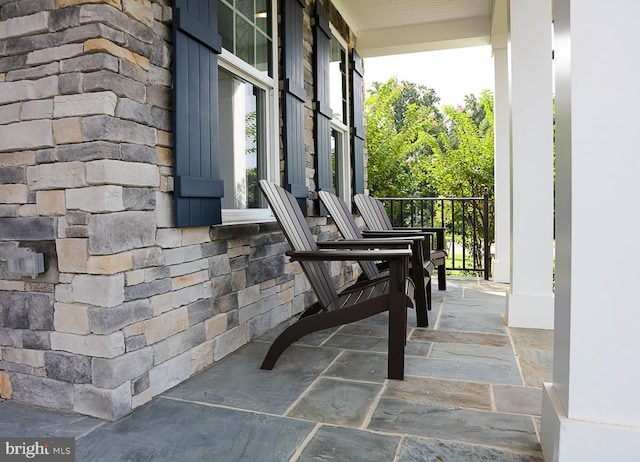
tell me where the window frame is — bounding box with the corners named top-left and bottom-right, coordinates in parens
top-left (217, 1), bottom-right (279, 225)
top-left (329, 26), bottom-right (352, 207)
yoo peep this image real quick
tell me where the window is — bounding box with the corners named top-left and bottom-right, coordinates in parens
top-left (218, 0), bottom-right (273, 76)
top-left (329, 29), bottom-right (351, 202)
top-left (218, 68), bottom-right (266, 210)
top-left (218, 0), bottom-right (278, 223)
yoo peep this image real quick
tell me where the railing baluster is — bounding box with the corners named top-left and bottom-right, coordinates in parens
top-left (483, 187), bottom-right (491, 280)
top-left (378, 194), bottom-right (492, 279)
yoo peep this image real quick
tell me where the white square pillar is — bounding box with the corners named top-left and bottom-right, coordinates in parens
top-left (491, 43), bottom-right (510, 284)
top-left (541, 0), bottom-right (640, 460)
top-left (505, 0), bottom-right (554, 329)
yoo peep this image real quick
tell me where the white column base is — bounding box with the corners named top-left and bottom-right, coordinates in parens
top-left (505, 292), bottom-right (554, 329)
top-left (492, 257), bottom-right (510, 283)
top-left (541, 383), bottom-right (640, 462)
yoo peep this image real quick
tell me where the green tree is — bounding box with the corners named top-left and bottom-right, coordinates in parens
top-left (365, 77), bottom-right (442, 197)
top-left (423, 90), bottom-right (494, 199)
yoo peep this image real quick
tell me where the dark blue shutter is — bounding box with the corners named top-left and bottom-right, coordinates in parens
top-left (282, 0), bottom-right (308, 213)
top-left (351, 49), bottom-right (365, 195)
top-left (314, 1), bottom-right (334, 215)
top-left (172, 0), bottom-right (223, 227)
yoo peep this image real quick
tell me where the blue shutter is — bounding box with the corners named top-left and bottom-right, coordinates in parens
top-left (172, 0), bottom-right (224, 227)
top-left (314, 1), bottom-right (334, 215)
top-left (351, 49), bottom-right (365, 195)
top-left (282, 0), bottom-right (308, 213)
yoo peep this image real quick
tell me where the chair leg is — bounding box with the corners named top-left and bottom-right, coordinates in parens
top-left (261, 302), bottom-right (388, 371)
top-left (438, 264), bottom-right (446, 290)
top-left (427, 277), bottom-right (432, 311)
top-left (387, 258), bottom-right (407, 380)
top-left (410, 243), bottom-right (429, 328)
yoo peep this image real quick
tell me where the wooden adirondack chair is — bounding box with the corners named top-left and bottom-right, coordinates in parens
top-left (355, 193), bottom-right (449, 290)
top-left (259, 180), bottom-right (414, 380)
top-left (318, 189), bottom-right (431, 327)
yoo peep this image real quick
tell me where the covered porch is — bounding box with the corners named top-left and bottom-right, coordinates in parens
top-left (2, 277), bottom-right (552, 460)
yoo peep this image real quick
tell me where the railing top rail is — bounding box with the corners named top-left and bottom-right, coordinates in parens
top-left (377, 196), bottom-right (487, 201)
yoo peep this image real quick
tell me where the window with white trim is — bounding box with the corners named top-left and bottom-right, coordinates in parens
top-left (218, 0), bottom-right (278, 223)
top-left (329, 29), bottom-right (351, 203)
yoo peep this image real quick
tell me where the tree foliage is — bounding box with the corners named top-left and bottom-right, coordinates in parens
top-left (423, 90), bottom-right (495, 199)
top-left (365, 77), bottom-right (494, 201)
top-left (365, 77), bottom-right (444, 197)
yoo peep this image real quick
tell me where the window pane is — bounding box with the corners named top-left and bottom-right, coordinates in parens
top-left (236, 0), bottom-right (254, 20)
top-left (255, 34), bottom-right (271, 73)
top-left (218, 68), bottom-right (266, 210)
top-left (255, 0), bottom-right (270, 34)
top-left (330, 36), bottom-right (347, 124)
top-left (330, 128), bottom-right (340, 194)
top-left (246, 86), bottom-right (266, 208)
top-left (235, 16), bottom-right (255, 66)
top-left (218, 2), bottom-right (234, 52)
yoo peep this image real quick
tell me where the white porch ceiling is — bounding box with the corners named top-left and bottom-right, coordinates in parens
top-left (331, 0), bottom-right (505, 57)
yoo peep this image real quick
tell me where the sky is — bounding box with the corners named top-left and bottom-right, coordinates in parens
top-left (363, 45), bottom-right (495, 108)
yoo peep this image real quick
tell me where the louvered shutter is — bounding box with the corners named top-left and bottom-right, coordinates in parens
top-left (172, 0), bottom-right (223, 227)
top-left (282, 0), bottom-right (308, 213)
top-left (313, 1), bottom-right (333, 215)
top-left (350, 49), bottom-right (365, 195)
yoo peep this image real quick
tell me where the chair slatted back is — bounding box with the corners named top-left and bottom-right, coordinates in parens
top-left (259, 180), bottom-right (338, 308)
top-left (354, 194), bottom-right (394, 231)
top-left (318, 190), bottom-right (380, 281)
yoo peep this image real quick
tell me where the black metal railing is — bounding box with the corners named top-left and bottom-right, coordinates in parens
top-left (379, 188), bottom-right (492, 279)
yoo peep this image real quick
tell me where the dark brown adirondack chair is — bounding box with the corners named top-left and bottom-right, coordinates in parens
top-left (318, 189), bottom-right (431, 327)
top-left (355, 193), bottom-right (448, 290)
top-left (259, 180), bottom-right (414, 380)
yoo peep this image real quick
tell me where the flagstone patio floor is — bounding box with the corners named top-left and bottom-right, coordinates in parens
top-left (0, 277), bottom-right (553, 461)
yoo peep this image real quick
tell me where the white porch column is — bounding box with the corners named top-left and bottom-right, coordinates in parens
top-left (541, 0), bottom-right (640, 460)
top-left (505, 0), bottom-right (554, 328)
top-left (491, 42), bottom-right (510, 283)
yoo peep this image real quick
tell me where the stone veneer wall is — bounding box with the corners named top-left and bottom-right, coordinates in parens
top-left (0, 0), bottom-right (358, 420)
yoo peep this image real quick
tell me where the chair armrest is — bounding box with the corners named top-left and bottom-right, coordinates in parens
top-left (393, 227), bottom-right (446, 250)
top-left (286, 248), bottom-right (412, 262)
top-left (361, 230), bottom-right (425, 238)
top-left (317, 238), bottom-right (420, 249)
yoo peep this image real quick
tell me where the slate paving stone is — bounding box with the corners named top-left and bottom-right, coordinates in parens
top-left (404, 339), bottom-right (431, 357)
top-left (321, 333), bottom-right (430, 357)
top-left (437, 311), bottom-right (507, 334)
top-left (515, 347), bottom-right (553, 387)
top-left (370, 398), bottom-right (540, 452)
top-left (287, 378), bottom-right (382, 426)
top-left (298, 425), bottom-right (400, 462)
top-left (338, 323), bottom-right (388, 338)
top-left (405, 356), bottom-right (522, 385)
top-left (429, 343), bottom-right (517, 365)
top-left (494, 384), bottom-right (543, 416)
top-left (164, 342), bottom-right (339, 414)
top-left (322, 350), bottom-right (389, 383)
top-left (0, 400), bottom-right (102, 438)
top-left (511, 328), bottom-right (554, 351)
top-left (444, 297), bottom-right (507, 314)
top-left (76, 398), bottom-right (315, 462)
top-left (410, 329), bottom-right (510, 347)
top-left (322, 333), bottom-right (388, 353)
top-left (398, 436), bottom-right (544, 462)
top-left (384, 376), bottom-right (492, 410)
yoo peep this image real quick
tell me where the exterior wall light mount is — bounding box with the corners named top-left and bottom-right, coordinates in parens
top-left (7, 248), bottom-right (45, 279)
